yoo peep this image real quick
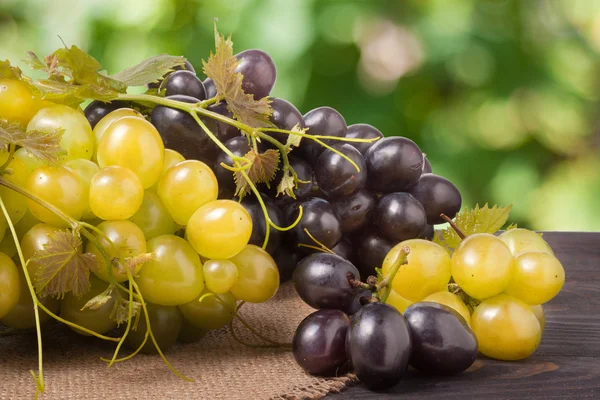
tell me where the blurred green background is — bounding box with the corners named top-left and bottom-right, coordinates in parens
top-left (1, 0), bottom-right (599, 231)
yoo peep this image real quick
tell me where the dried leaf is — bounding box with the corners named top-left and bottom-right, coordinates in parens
top-left (114, 253), bottom-right (156, 277)
top-left (234, 149), bottom-right (280, 198)
top-left (23, 52), bottom-right (66, 81)
top-left (284, 124), bottom-right (305, 152)
top-left (276, 168), bottom-right (297, 198)
top-left (81, 287), bottom-right (114, 311)
top-left (111, 54), bottom-right (187, 87)
top-left (111, 296), bottom-right (141, 327)
top-left (0, 119), bottom-right (64, 165)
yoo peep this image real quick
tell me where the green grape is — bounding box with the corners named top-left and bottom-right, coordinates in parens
top-left (229, 245), bottom-right (279, 303)
top-left (126, 303), bottom-right (182, 354)
top-left (178, 289), bottom-right (236, 330)
top-left (149, 148), bottom-right (186, 192)
top-left (128, 191), bottom-right (179, 240)
top-left (13, 147), bottom-right (48, 174)
top-left (471, 294), bottom-right (541, 360)
top-left (21, 223), bottom-right (72, 282)
top-left (424, 291), bottom-right (471, 325)
top-left (27, 104), bottom-right (95, 161)
top-left (64, 158), bottom-right (100, 220)
top-left (136, 235), bottom-right (204, 306)
top-left (0, 157), bottom-right (29, 224)
top-left (530, 304), bottom-right (546, 331)
top-left (0, 252), bottom-right (20, 319)
top-left (504, 251), bottom-right (565, 305)
top-left (178, 319), bottom-right (208, 343)
top-left (92, 108), bottom-right (143, 149)
top-left (0, 210), bottom-right (41, 258)
top-left (86, 220), bottom-right (147, 283)
top-left (0, 78), bottom-right (41, 127)
top-left (97, 116), bottom-right (164, 189)
top-left (89, 166), bottom-right (144, 220)
top-left (451, 233), bottom-right (513, 300)
top-left (203, 259), bottom-right (238, 294)
top-left (382, 239), bottom-right (452, 301)
top-left (498, 228), bottom-right (554, 256)
top-left (25, 166), bottom-right (87, 227)
top-left (157, 160), bottom-right (218, 225)
top-left (385, 289), bottom-right (414, 314)
top-left (186, 200), bottom-right (252, 259)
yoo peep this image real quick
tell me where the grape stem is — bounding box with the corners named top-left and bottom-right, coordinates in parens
top-left (379, 246), bottom-right (410, 304)
top-left (441, 213), bottom-right (465, 239)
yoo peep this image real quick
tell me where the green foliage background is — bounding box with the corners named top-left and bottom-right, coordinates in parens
top-left (1, 0), bottom-right (599, 231)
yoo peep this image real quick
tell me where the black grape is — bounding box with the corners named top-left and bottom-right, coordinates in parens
top-left (234, 49), bottom-right (277, 99)
top-left (84, 100), bottom-right (130, 129)
top-left (207, 102), bottom-right (242, 143)
top-left (407, 173), bottom-right (462, 225)
top-left (353, 228), bottom-right (394, 277)
top-left (213, 136), bottom-right (251, 198)
top-left (332, 189), bottom-right (376, 234)
top-left (240, 195), bottom-right (284, 255)
top-left (165, 70), bottom-right (206, 100)
top-left (364, 137), bottom-right (423, 193)
top-left (268, 97), bottom-right (304, 144)
top-left (423, 156), bottom-right (432, 173)
top-left (285, 198), bottom-right (343, 253)
top-left (293, 253), bottom-right (360, 310)
top-left (267, 156), bottom-right (313, 199)
top-left (344, 288), bottom-right (371, 316)
top-left (345, 124), bottom-right (384, 155)
top-left (298, 107), bottom-right (347, 163)
top-left (293, 309), bottom-right (350, 376)
top-left (404, 302), bottom-right (477, 375)
top-left (374, 192), bottom-right (427, 242)
top-left (331, 237), bottom-right (356, 265)
top-left (203, 77), bottom-right (216, 99)
top-left (273, 243), bottom-right (302, 282)
top-left (315, 144), bottom-right (366, 199)
top-left (421, 224), bottom-right (434, 240)
top-left (147, 59), bottom-right (195, 89)
top-left (346, 303), bottom-right (412, 390)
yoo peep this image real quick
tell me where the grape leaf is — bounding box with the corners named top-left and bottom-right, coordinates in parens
top-left (284, 124), bottom-right (305, 152)
top-left (82, 286), bottom-right (114, 311)
top-left (31, 79), bottom-right (120, 106)
top-left (114, 253), bottom-right (155, 277)
top-left (23, 52), bottom-right (66, 81)
top-left (111, 54), bottom-right (187, 87)
top-left (111, 295), bottom-right (141, 327)
top-left (30, 231), bottom-right (100, 298)
top-left (0, 119), bottom-right (64, 164)
top-left (506, 222), bottom-right (518, 230)
top-left (276, 168), bottom-right (297, 198)
top-left (234, 149), bottom-right (280, 198)
top-left (0, 60), bottom-right (24, 79)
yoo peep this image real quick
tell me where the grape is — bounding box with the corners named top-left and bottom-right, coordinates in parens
top-left (147, 59), bottom-right (195, 89)
top-left (213, 136), bottom-right (252, 197)
top-left (382, 239), bottom-right (452, 301)
top-left (346, 303), bottom-right (412, 389)
top-left (345, 288), bottom-right (371, 315)
top-left (97, 116), bottom-right (165, 188)
top-left (267, 97), bottom-right (304, 143)
top-left (83, 100), bottom-right (132, 128)
top-left (531, 304), bottom-right (545, 331)
top-left (0, 78), bottom-right (41, 127)
top-left (136, 235), bottom-right (204, 306)
top-left (424, 291), bottom-right (471, 325)
top-left (407, 173), bottom-right (462, 225)
top-left (374, 192), bottom-right (427, 242)
top-left (86, 220), bottom-right (147, 283)
top-left (203, 259), bottom-right (238, 294)
top-left (353, 228), bottom-right (394, 277)
top-left (26, 166), bottom-right (87, 227)
top-left (0, 210), bottom-right (40, 258)
top-left (0, 157), bottom-right (29, 224)
top-left (21, 224), bottom-right (64, 267)
top-left (471, 294), bottom-right (541, 360)
top-left (293, 309), bottom-right (350, 375)
top-left (129, 191), bottom-right (179, 240)
top-left (451, 233), bottom-right (513, 300)
top-left (331, 238), bottom-right (356, 264)
top-left (267, 156), bottom-right (313, 199)
top-left (331, 189), bottom-right (376, 234)
top-left (178, 320), bottom-right (208, 343)
top-left (498, 228), bottom-right (554, 256)
top-left (423, 156), bottom-right (432, 173)
top-left (92, 108), bottom-right (143, 149)
top-left (125, 303), bottom-right (182, 354)
top-left (234, 49), bottom-right (277, 99)
top-left (421, 224), bottom-right (434, 240)
top-left (240, 196), bottom-right (284, 254)
top-left (298, 107), bottom-right (347, 163)
top-left (229, 244), bottom-right (280, 303)
top-left (364, 137), bottom-right (423, 193)
top-left (64, 158), bottom-right (100, 220)
top-left (315, 144), bottom-right (366, 198)
top-left (164, 70), bottom-right (206, 99)
top-left (345, 124), bottom-right (383, 155)
top-left (272, 243), bottom-right (302, 282)
top-left (89, 166), bottom-right (144, 221)
top-left (504, 251), bottom-right (565, 305)
top-left (386, 289), bottom-right (414, 314)
top-left (157, 160), bottom-right (218, 225)
top-left (179, 289), bottom-right (236, 330)
top-left (285, 198), bottom-right (342, 253)
top-left (404, 302), bottom-right (477, 374)
top-left (187, 200), bottom-right (253, 259)
top-left (13, 147), bottom-right (47, 174)
top-left (206, 102), bottom-right (242, 144)
top-left (27, 104), bottom-right (95, 161)
top-left (293, 253), bottom-right (359, 310)
top-left (148, 148), bottom-right (186, 192)
top-left (0, 252), bottom-right (20, 319)
top-left (203, 78), bottom-right (216, 99)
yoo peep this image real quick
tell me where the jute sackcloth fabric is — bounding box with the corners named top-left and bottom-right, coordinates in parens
top-left (0, 282), bottom-right (358, 400)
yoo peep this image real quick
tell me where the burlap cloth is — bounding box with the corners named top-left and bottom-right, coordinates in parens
top-left (0, 283), bottom-right (358, 400)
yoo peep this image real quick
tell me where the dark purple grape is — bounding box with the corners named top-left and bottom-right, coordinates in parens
top-left (83, 100), bottom-right (131, 129)
top-left (315, 144), bottom-right (366, 199)
top-left (240, 195), bottom-right (284, 254)
top-left (147, 59), bottom-right (195, 89)
top-left (203, 78), bottom-right (216, 99)
top-left (364, 137), bottom-right (423, 193)
top-left (267, 156), bottom-right (313, 199)
top-left (407, 173), bottom-right (462, 225)
top-left (268, 97), bottom-right (304, 144)
top-left (404, 302), bottom-right (477, 375)
top-left (346, 303), bottom-right (412, 390)
top-left (213, 136), bottom-right (252, 198)
top-left (293, 309), bottom-right (350, 376)
top-left (273, 243), bottom-right (302, 282)
top-left (421, 224), bottom-right (434, 240)
top-left (207, 102), bottom-right (242, 143)
top-left (150, 95), bottom-right (218, 163)
top-left (344, 288), bottom-right (371, 315)
top-left (285, 198), bottom-right (343, 253)
top-left (331, 238), bottom-right (356, 264)
top-left (345, 124), bottom-right (384, 155)
top-left (374, 192), bottom-right (427, 242)
top-left (234, 49), bottom-right (277, 99)
top-left (298, 107), bottom-right (347, 163)
top-left (423, 156), bottom-right (432, 173)
top-left (353, 228), bottom-right (394, 277)
top-left (164, 70), bottom-right (206, 100)
top-left (332, 189), bottom-right (376, 234)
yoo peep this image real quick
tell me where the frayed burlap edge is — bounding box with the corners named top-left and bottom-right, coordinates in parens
top-left (272, 374), bottom-right (359, 400)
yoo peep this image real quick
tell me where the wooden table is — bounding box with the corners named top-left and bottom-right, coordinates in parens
top-left (327, 232), bottom-right (600, 399)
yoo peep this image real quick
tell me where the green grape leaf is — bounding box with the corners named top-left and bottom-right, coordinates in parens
top-left (23, 52), bottom-right (67, 81)
top-left (0, 59), bottom-right (25, 79)
top-left (111, 54), bottom-right (187, 87)
top-left (434, 204), bottom-right (513, 252)
top-left (202, 25), bottom-right (273, 128)
top-left (81, 287), bottom-right (114, 311)
top-left (505, 222), bottom-right (518, 230)
top-left (111, 296), bottom-right (142, 327)
top-left (284, 124), bottom-right (305, 152)
top-left (234, 149), bottom-right (280, 198)
top-left (0, 119), bottom-right (64, 165)
top-left (276, 168), bottom-right (297, 198)
top-left (30, 231), bottom-right (100, 298)
top-left (31, 79), bottom-right (120, 106)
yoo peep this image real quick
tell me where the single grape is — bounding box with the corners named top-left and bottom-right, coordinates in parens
top-left (531, 304), bottom-right (546, 331)
top-left (471, 294), bottom-right (541, 360)
top-left (234, 49), bottom-right (277, 99)
top-left (147, 59), bottom-right (195, 89)
top-left (298, 107), bottom-right (347, 163)
top-left (129, 191), bottom-right (179, 240)
top-left (331, 238), bottom-right (356, 265)
top-left (353, 228), bottom-right (394, 277)
top-left (504, 251), bottom-right (565, 305)
top-left (423, 156), bottom-right (432, 173)
top-left (451, 233), bottom-right (513, 300)
top-left (0, 210), bottom-right (40, 258)
top-left (203, 259), bottom-right (238, 294)
top-left (0, 252), bottom-right (20, 319)
top-left (0, 78), bottom-right (41, 127)
top-left (344, 288), bottom-right (371, 315)
top-left (136, 235), bottom-right (204, 306)
top-left (92, 108), bottom-right (143, 150)
top-left (407, 173), bottom-right (462, 225)
top-left (83, 100), bottom-right (132, 128)
top-left (178, 320), bottom-right (208, 344)
top-left (293, 309), bottom-right (350, 376)
top-left (89, 166), bottom-right (144, 220)
top-left (206, 102), bottom-right (242, 144)
top-left (267, 97), bottom-right (304, 143)
top-left (229, 244), bottom-right (280, 303)
top-left (345, 124), bottom-right (383, 155)
top-left (179, 289), bottom-right (236, 330)
top-left (498, 228), bottom-right (554, 256)
top-left (64, 158), bottom-right (100, 220)
top-left (424, 291), bottom-right (471, 325)
top-left (285, 198), bottom-right (343, 253)
top-left (385, 289), bottom-right (415, 314)
top-left (213, 136), bottom-right (252, 197)
top-left (164, 70), bottom-right (206, 99)
top-left (315, 143), bottom-right (366, 199)
top-left (125, 303), bottom-right (183, 354)
top-left (404, 302), bottom-right (477, 375)
top-left (364, 137), bottom-right (423, 193)
top-left (346, 303), bottom-right (412, 389)
top-left (13, 147), bottom-right (47, 173)
top-left (240, 195), bottom-right (283, 254)
top-left (0, 157), bottom-right (29, 224)
top-left (203, 78), bottom-right (216, 99)
top-left (374, 192), bottom-right (427, 242)
top-left (148, 148), bottom-right (187, 192)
